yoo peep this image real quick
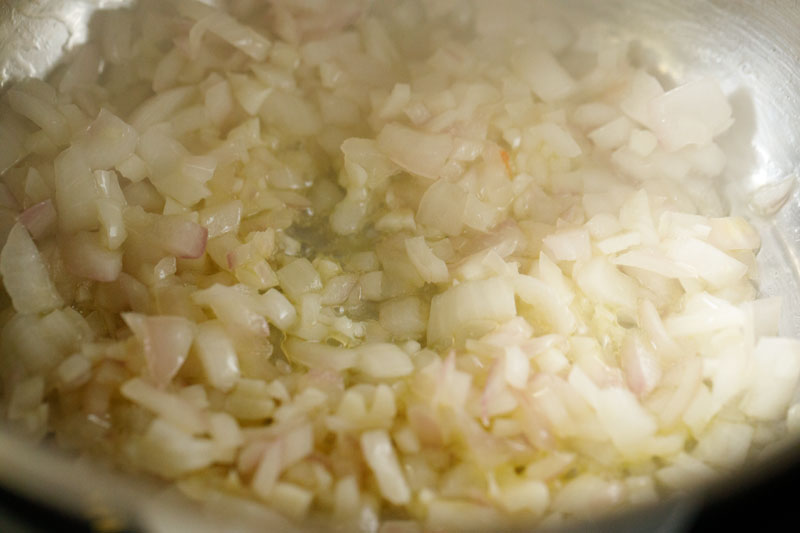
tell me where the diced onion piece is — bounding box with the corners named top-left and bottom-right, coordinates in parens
top-left (524, 123), bottom-right (582, 158)
top-left (228, 74), bottom-right (271, 116)
top-left (589, 117), bottom-right (632, 151)
top-left (18, 199), bottom-right (57, 240)
top-left (426, 499), bottom-right (505, 531)
top-left (694, 421), bottom-right (754, 470)
top-left (129, 86), bottom-right (196, 132)
top-left (189, 12), bottom-right (271, 61)
top-left (260, 289), bottom-right (297, 330)
top-left (153, 215), bottom-right (208, 259)
top-left (404, 236), bottom-right (449, 283)
top-left (543, 228), bottom-right (591, 262)
top-left (75, 108), bottom-right (138, 169)
top-left (321, 274), bottom-right (358, 306)
top-left (740, 337), bottom-right (800, 420)
top-left (613, 248), bottom-right (694, 279)
top-left (122, 313), bottom-right (195, 388)
top-left (342, 138), bottom-right (399, 186)
top-left (512, 45), bottom-right (576, 103)
top-left (284, 337), bottom-right (357, 371)
top-left (621, 331), bottom-right (662, 398)
top-left (648, 78), bottom-right (732, 151)
top-left (655, 453), bottom-right (716, 491)
top-left (377, 123), bottom-right (453, 179)
top-left (379, 296), bottom-right (428, 340)
top-left (552, 474), bottom-right (624, 516)
top-left (512, 274), bottom-right (576, 335)
top-left (56, 354), bottom-right (91, 389)
top-left (428, 277), bottom-right (516, 347)
top-left (495, 479), bottom-right (549, 515)
top-left (61, 231), bottom-right (122, 282)
top-left (6, 88), bottom-right (69, 145)
top-left (116, 153), bottom-right (148, 182)
top-left (54, 147), bottom-right (99, 234)
top-left (260, 90), bottom-right (321, 136)
top-left (596, 231), bottom-right (641, 255)
top-left (664, 292), bottom-right (745, 337)
top-left (355, 343), bottom-right (414, 378)
top-left (664, 237), bottom-right (747, 288)
top-left (620, 70), bottom-right (664, 126)
top-left (708, 217), bottom-right (760, 251)
top-left (503, 345), bottom-right (530, 389)
top-left (574, 257), bottom-right (638, 317)
top-left (269, 482), bottom-right (313, 519)
top-left (95, 198), bottom-right (127, 250)
top-left (135, 418), bottom-right (215, 478)
top-left (194, 321), bottom-right (240, 392)
top-left (120, 379), bottom-right (206, 434)
top-left (277, 258), bottom-right (322, 300)
top-left (0, 223), bottom-right (63, 314)
top-left (199, 200), bottom-right (242, 239)
top-left (416, 180), bottom-right (467, 237)
top-left (192, 284), bottom-right (270, 336)
top-left (360, 429), bottom-right (411, 505)
top-left (252, 442), bottom-right (282, 498)
top-left (0, 106), bottom-right (33, 173)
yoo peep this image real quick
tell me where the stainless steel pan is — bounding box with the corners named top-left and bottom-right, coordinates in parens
top-left (1, 1), bottom-right (799, 531)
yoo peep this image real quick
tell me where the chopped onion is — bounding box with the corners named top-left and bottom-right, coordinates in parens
top-left (512, 45), bottom-right (576, 103)
top-left (193, 321), bottom-right (240, 392)
top-left (75, 108), bottom-right (138, 169)
top-left (152, 215), bottom-right (208, 259)
top-left (416, 180), bottom-right (467, 237)
top-left (404, 236), bottom-right (449, 283)
top-left (277, 258), bottom-right (322, 300)
top-left (621, 332), bottom-right (662, 398)
top-left (648, 78), bottom-right (732, 151)
top-left (361, 429), bottom-right (411, 505)
top-left (376, 123), bottom-right (453, 179)
top-left (1, 1), bottom-right (797, 528)
top-left (740, 337), bottom-right (800, 420)
top-left (6, 87), bottom-right (69, 145)
top-left (120, 378), bottom-right (206, 434)
top-left (543, 228), bottom-right (591, 262)
top-left (61, 231), bottom-right (122, 282)
top-left (355, 343), bottom-right (413, 378)
top-left (192, 284), bottom-right (270, 336)
top-left (123, 314), bottom-right (195, 388)
top-left (54, 146), bottom-right (99, 234)
top-left (427, 277), bottom-right (516, 347)
top-left (0, 223), bottom-right (63, 314)
top-left (18, 200), bottom-right (57, 240)
top-left (283, 337), bottom-right (357, 371)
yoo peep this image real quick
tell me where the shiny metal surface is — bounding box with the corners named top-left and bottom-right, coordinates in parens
top-left (1, 0), bottom-right (799, 531)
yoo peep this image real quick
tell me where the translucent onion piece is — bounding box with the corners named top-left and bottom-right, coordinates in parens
top-left (0, 223), bottom-right (63, 314)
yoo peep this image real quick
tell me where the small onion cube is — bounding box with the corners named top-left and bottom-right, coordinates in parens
top-left (427, 277), bottom-right (517, 347)
top-left (0, 223), bottom-right (63, 314)
top-left (377, 123), bottom-right (453, 180)
top-left (740, 337), bottom-right (800, 420)
top-left (355, 343), bottom-right (414, 379)
top-left (360, 429), bottom-right (411, 505)
top-left (404, 236), bottom-right (449, 283)
top-left (193, 321), bottom-right (240, 392)
top-left (122, 314), bottom-right (195, 388)
top-left (61, 231), bottom-right (123, 282)
top-left (512, 46), bottom-right (576, 103)
top-left (18, 199), bottom-right (57, 240)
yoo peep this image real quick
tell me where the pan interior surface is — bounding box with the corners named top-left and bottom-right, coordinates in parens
top-left (1, 1), bottom-right (799, 531)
